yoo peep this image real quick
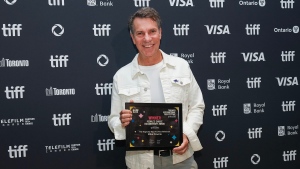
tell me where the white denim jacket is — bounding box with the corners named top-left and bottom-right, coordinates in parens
top-left (108, 50), bottom-right (205, 169)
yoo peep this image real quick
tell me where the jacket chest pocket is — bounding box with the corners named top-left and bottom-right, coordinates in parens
top-left (118, 87), bottom-right (141, 103)
top-left (170, 78), bottom-right (190, 102)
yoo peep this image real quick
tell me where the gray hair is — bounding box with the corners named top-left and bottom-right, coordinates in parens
top-left (128, 7), bottom-right (162, 34)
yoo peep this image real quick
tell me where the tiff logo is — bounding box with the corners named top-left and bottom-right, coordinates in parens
top-left (283, 150), bottom-right (297, 161)
top-left (248, 127), bottom-right (262, 139)
top-left (211, 52), bottom-right (226, 63)
top-left (209, 0), bottom-right (225, 8)
top-left (48, 0), bottom-right (65, 6)
top-left (246, 24), bottom-right (260, 35)
top-left (281, 0), bottom-right (295, 9)
top-left (205, 25), bottom-right (230, 35)
top-left (97, 139), bottom-right (115, 151)
top-left (4, 0), bottom-right (17, 5)
top-left (5, 86), bottom-right (25, 99)
top-left (282, 101), bottom-right (296, 112)
top-left (276, 77), bottom-right (299, 86)
top-left (95, 83), bottom-right (113, 95)
top-left (212, 105), bottom-right (227, 116)
top-left (213, 157), bottom-right (228, 168)
top-left (242, 52), bottom-right (266, 62)
top-left (50, 55), bottom-right (69, 67)
top-left (247, 77), bottom-right (261, 88)
top-left (169, 0), bottom-right (194, 6)
top-left (52, 113), bottom-right (71, 126)
top-left (173, 24), bottom-right (189, 36)
top-left (8, 145), bottom-right (28, 158)
top-left (2, 24), bottom-right (22, 37)
top-left (281, 51), bottom-right (295, 62)
top-left (93, 24), bottom-right (111, 36)
top-left (134, 0), bottom-right (150, 7)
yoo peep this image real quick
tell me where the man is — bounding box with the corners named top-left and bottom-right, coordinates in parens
top-left (108, 7), bottom-right (205, 169)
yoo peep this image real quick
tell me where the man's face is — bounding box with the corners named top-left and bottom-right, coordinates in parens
top-left (130, 17), bottom-right (162, 60)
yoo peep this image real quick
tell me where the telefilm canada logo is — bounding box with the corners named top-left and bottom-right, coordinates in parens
top-left (87, 0), bottom-right (113, 6)
top-left (45, 87), bottom-right (75, 96)
top-left (1, 118), bottom-right (35, 127)
top-left (278, 125), bottom-right (298, 136)
top-left (0, 58), bottom-right (29, 67)
top-left (239, 0), bottom-right (266, 7)
top-left (207, 79), bottom-right (230, 90)
top-left (45, 144), bottom-right (81, 153)
top-left (91, 113), bottom-right (108, 122)
top-left (170, 53), bottom-right (194, 64)
top-left (243, 102), bottom-right (265, 114)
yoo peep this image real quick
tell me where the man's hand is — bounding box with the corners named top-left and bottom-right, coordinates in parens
top-left (119, 100), bottom-right (133, 127)
top-left (173, 134), bottom-right (189, 155)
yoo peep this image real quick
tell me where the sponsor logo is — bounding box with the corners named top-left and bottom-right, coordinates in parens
top-left (207, 79), bottom-right (230, 90)
top-left (87, 0), bottom-right (113, 6)
top-left (5, 86), bottom-right (25, 99)
top-left (48, 0), bottom-right (65, 6)
top-left (239, 0), bottom-right (266, 7)
top-left (211, 52), bottom-right (226, 63)
top-left (278, 125), bottom-right (298, 136)
top-left (97, 139), bottom-right (115, 151)
top-left (274, 26), bottom-right (299, 33)
top-left (45, 87), bottom-right (75, 96)
top-left (1, 118), bottom-right (35, 127)
top-left (134, 0), bottom-right (150, 7)
top-left (283, 150), bottom-right (297, 161)
top-left (91, 113), bottom-right (108, 122)
top-left (251, 154), bottom-right (260, 165)
top-left (4, 0), bottom-right (17, 5)
top-left (281, 51), bottom-right (295, 62)
top-left (173, 24), bottom-right (189, 36)
top-left (50, 55), bottom-right (68, 67)
top-left (170, 53), bottom-right (194, 64)
top-left (97, 54), bottom-right (109, 66)
top-left (8, 145), bottom-right (28, 158)
top-left (246, 24), bottom-right (260, 35)
top-left (52, 24), bottom-right (64, 36)
top-left (243, 102), bottom-right (265, 114)
top-left (276, 77), bottom-right (298, 86)
top-left (212, 105), bottom-right (227, 116)
top-left (2, 24), bottom-right (22, 37)
top-left (246, 77), bottom-right (261, 88)
top-left (169, 0), bottom-right (194, 6)
top-left (280, 0), bottom-right (295, 9)
top-left (52, 113), bottom-right (71, 126)
top-left (215, 130), bottom-right (225, 141)
top-left (93, 24), bottom-right (111, 36)
top-left (209, 0), bottom-right (225, 8)
top-left (205, 25), bottom-right (230, 35)
top-left (248, 127), bottom-right (262, 139)
top-left (282, 101), bottom-right (296, 112)
top-left (0, 58), bottom-right (29, 67)
top-left (45, 144), bottom-right (80, 153)
top-left (95, 83), bottom-right (113, 95)
top-left (213, 157), bottom-right (229, 168)
top-left (242, 52), bottom-right (265, 62)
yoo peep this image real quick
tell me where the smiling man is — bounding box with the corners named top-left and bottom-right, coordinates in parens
top-left (108, 7), bottom-right (205, 169)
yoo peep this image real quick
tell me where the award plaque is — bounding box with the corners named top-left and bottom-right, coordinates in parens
top-left (125, 103), bottom-right (183, 150)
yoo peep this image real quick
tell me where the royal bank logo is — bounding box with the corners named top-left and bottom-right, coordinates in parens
top-left (45, 144), bottom-right (80, 153)
top-left (212, 105), bottom-right (227, 116)
top-left (207, 79), bottom-right (230, 90)
top-left (45, 87), bottom-right (75, 96)
top-left (276, 77), bottom-right (298, 86)
top-left (8, 145), bottom-right (28, 158)
top-left (239, 0), bottom-right (266, 7)
top-left (283, 150), bottom-right (297, 161)
top-left (48, 0), bottom-right (65, 6)
top-left (169, 0), bottom-right (194, 6)
top-left (50, 55), bottom-right (68, 67)
top-left (93, 24), bottom-right (111, 36)
top-left (213, 157), bottom-right (228, 168)
top-left (134, 0), bottom-right (150, 7)
top-left (282, 101), bottom-right (296, 112)
top-left (170, 53), bottom-right (194, 64)
top-left (248, 127), bottom-right (262, 139)
top-left (97, 139), bottom-right (115, 151)
top-left (215, 130), bottom-right (225, 142)
top-left (251, 154), bottom-right (260, 165)
top-left (211, 52), bottom-right (226, 63)
top-left (280, 0), bottom-right (295, 9)
top-left (95, 83), bottom-right (113, 95)
top-left (52, 113), bottom-right (71, 126)
top-left (91, 113), bottom-right (108, 122)
top-left (242, 52), bottom-right (266, 62)
top-left (4, 0), bottom-right (17, 5)
top-left (52, 24), bottom-right (64, 36)
top-left (278, 125), bottom-right (298, 136)
top-left (205, 25), bottom-right (230, 35)
top-left (2, 24), bottom-right (22, 37)
top-left (97, 54), bottom-right (109, 66)
top-left (246, 24), bottom-right (260, 35)
top-left (173, 24), bottom-right (190, 36)
top-left (87, 0), bottom-right (113, 6)
top-left (0, 58), bottom-right (29, 67)
top-left (1, 118), bottom-right (35, 127)
top-left (243, 102), bottom-right (265, 114)
top-left (209, 0), bottom-right (225, 8)
top-left (274, 26), bottom-right (299, 33)
top-left (247, 77), bottom-right (261, 88)
top-left (4, 86), bottom-right (25, 99)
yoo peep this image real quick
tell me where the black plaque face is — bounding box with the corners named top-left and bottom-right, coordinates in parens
top-left (125, 103), bottom-right (183, 150)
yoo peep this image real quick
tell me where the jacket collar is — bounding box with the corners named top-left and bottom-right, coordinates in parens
top-left (131, 50), bottom-right (176, 79)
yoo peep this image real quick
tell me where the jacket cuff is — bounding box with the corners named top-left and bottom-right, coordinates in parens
top-left (183, 122), bottom-right (203, 151)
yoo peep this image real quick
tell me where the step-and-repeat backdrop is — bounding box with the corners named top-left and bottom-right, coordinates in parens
top-left (0, 0), bottom-right (299, 169)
